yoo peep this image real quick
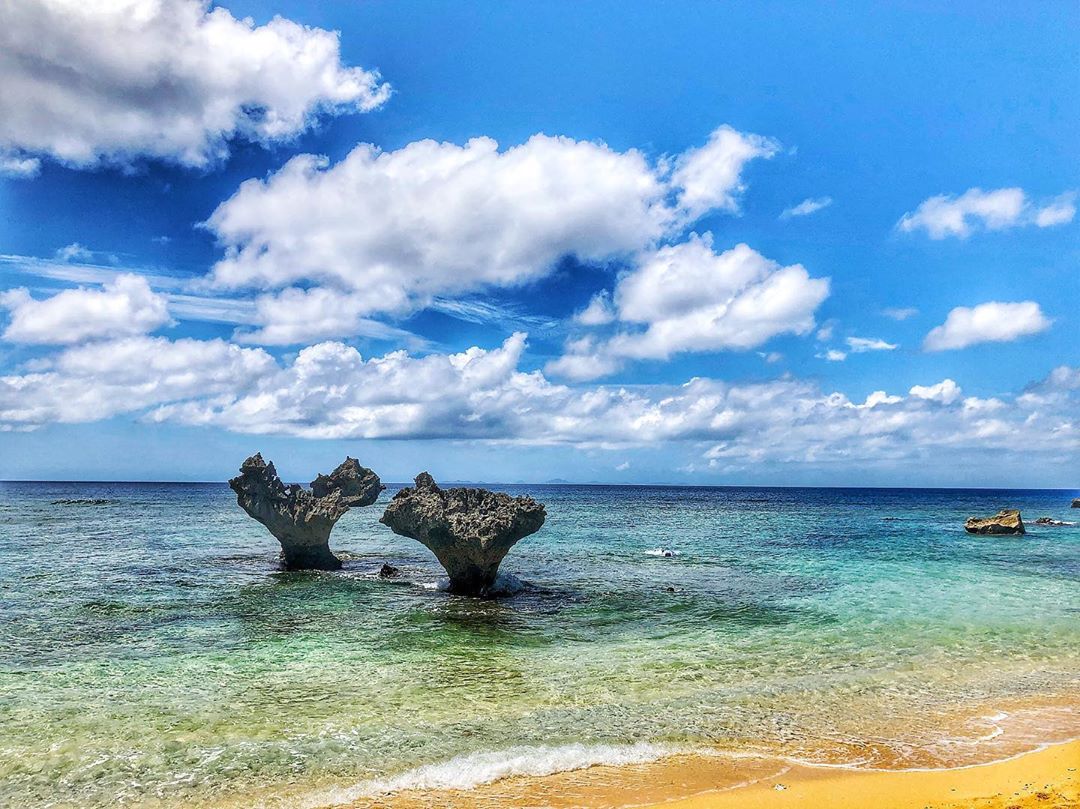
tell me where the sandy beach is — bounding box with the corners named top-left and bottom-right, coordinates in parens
top-left (326, 740), bottom-right (1079, 809)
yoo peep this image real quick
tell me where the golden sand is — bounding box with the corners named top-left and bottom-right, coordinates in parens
top-left (326, 740), bottom-right (1079, 809)
top-left (634, 740), bottom-right (1080, 809)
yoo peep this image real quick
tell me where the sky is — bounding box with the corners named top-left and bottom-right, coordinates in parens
top-left (0, 0), bottom-right (1077, 486)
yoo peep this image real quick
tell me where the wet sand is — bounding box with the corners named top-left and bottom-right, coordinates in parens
top-left (323, 739), bottom-right (1079, 809)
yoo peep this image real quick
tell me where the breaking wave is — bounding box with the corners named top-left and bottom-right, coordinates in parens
top-left (301, 741), bottom-right (694, 806)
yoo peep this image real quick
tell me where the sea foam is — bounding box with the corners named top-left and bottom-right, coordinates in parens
top-left (301, 741), bottom-right (692, 806)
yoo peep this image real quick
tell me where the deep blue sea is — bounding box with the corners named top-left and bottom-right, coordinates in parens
top-left (0, 482), bottom-right (1077, 807)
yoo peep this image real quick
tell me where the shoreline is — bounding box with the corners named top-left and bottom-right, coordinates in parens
top-left (634, 739), bottom-right (1080, 809)
top-left (355, 740), bottom-right (1080, 809)
top-left (240, 735), bottom-right (1080, 809)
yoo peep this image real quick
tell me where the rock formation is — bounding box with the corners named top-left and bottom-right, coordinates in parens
top-left (379, 472), bottom-right (546, 595)
top-left (964, 509), bottom-right (1025, 535)
top-left (229, 453), bottom-right (383, 570)
top-left (1073, 499), bottom-right (1080, 508)
top-left (1034, 517), bottom-right (1073, 526)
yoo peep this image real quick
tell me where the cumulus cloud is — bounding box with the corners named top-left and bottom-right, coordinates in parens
top-left (897, 188), bottom-right (1075, 238)
top-left (780, 196), bottom-right (832, 219)
top-left (923, 301), bottom-right (1051, 351)
top-left (845, 336), bottom-right (898, 353)
top-left (2, 334), bottom-right (1074, 474)
top-left (547, 236), bottom-right (829, 379)
top-left (574, 292), bottom-right (616, 326)
top-left (0, 0), bottom-right (389, 170)
top-left (0, 336), bottom-right (274, 425)
top-left (0, 274), bottom-right (171, 344)
top-left (544, 337), bottom-right (622, 382)
top-left (205, 126), bottom-right (777, 313)
top-left (671, 126), bottom-right (779, 218)
top-left (909, 379), bottom-right (962, 405)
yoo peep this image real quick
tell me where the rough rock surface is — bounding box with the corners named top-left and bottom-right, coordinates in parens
top-left (379, 472), bottom-right (546, 595)
top-left (229, 453), bottom-right (383, 570)
top-left (964, 509), bottom-right (1025, 535)
top-left (1073, 499), bottom-right (1080, 508)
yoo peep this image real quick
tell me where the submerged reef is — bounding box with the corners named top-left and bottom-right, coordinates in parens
top-left (964, 509), bottom-right (1025, 535)
top-left (380, 472), bottom-right (546, 596)
top-left (229, 453), bottom-right (383, 570)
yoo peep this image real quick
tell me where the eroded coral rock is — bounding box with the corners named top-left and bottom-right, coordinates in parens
top-left (229, 454), bottom-right (383, 570)
top-left (379, 473), bottom-right (545, 595)
top-left (964, 509), bottom-right (1025, 535)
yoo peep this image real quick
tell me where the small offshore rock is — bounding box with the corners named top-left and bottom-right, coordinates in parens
top-left (1034, 517), bottom-right (1072, 526)
top-left (229, 454), bottom-right (383, 570)
top-left (380, 472), bottom-right (545, 596)
top-left (378, 563), bottom-right (402, 578)
top-left (1072, 498), bottom-right (1080, 508)
top-left (964, 509), bottom-right (1025, 535)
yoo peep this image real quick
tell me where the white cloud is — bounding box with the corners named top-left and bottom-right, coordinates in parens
top-left (0, 0), bottom-right (389, 170)
top-left (819, 349), bottom-right (847, 362)
top-left (544, 337), bottom-right (621, 382)
top-left (1, 334), bottom-right (1076, 473)
top-left (897, 187), bottom-right (1075, 238)
top-left (615, 461), bottom-right (631, 471)
top-left (0, 336), bottom-right (274, 425)
top-left (923, 301), bottom-right (1051, 351)
top-left (548, 236), bottom-right (829, 379)
top-left (0, 274), bottom-right (171, 344)
top-left (780, 196), bottom-right (832, 219)
top-left (610, 238), bottom-right (829, 358)
top-left (233, 287), bottom-right (419, 346)
top-left (845, 336), bottom-right (898, 353)
top-left (861, 391), bottom-right (903, 408)
top-left (574, 292), bottom-right (615, 326)
top-left (54, 243), bottom-right (94, 263)
top-left (206, 126), bottom-right (777, 313)
top-left (882, 307), bottom-right (918, 321)
top-left (1034, 193), bottom-right (1077, 227)
top-left (909, 379), bottom-right (962, 405)
top-left (671, 126), bottom-right (779, 219)
top-left (0, 152), bottom-right (40, 178)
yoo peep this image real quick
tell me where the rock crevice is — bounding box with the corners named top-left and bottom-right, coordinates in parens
top-left (229, 453), bottom-right (383, 569)
top-left (380, 472), bottom-right (546, 595)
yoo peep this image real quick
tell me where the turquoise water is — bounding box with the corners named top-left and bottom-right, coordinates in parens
top-left (1, 483), bottom-right (1078, 807)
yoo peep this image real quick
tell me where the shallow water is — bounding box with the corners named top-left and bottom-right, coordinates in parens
top-left (0, 482), bottom-right (1078, 807)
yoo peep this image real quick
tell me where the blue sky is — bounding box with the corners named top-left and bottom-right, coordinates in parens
top-left (0, 1), bottom-right (1077, 485)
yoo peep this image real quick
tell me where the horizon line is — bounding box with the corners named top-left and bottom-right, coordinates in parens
top-left (1, 480), bottom-right (1077, 492)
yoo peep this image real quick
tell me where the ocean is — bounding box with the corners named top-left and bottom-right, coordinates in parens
top-left (0, 482), bottom-right (1077, 807)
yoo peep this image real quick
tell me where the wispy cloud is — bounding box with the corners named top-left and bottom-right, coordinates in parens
top-left (882, 307), bottom-right (918, 321)
top-left (780, 196), bottom-right (832, 219)
top-left (846, 336), bottom-right (898, 353)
